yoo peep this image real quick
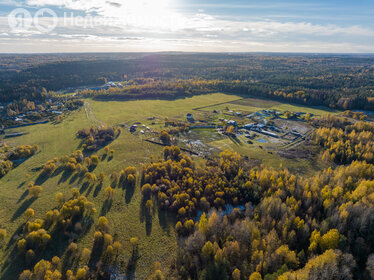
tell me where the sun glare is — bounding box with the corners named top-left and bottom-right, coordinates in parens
top-left (102, 0), bottom-right (184, 31)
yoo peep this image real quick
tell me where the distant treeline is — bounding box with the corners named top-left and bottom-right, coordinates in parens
top-left (1, 53), bottom-right (373, 110)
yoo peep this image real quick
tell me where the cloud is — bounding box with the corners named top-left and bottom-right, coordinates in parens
top-left (106, 1), bottom-right (121, 8)
top-left (0, 0), bottom-right (373, 52)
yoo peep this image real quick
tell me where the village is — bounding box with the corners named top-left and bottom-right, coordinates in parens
top-left (124, 100), bottom-right (315, 160)
top-left (0, 97), bottom-right (82, 137)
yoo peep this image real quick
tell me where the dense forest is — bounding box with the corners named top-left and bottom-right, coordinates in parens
top-left (141, 146), bottom-right (374, 279)
top-left (1, 53), bottom-right (374, 110)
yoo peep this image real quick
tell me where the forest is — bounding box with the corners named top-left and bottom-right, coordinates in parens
top-left (141, 147), bottom-right (374, 279)
top-left (1, 53), bottom-right (374, 110)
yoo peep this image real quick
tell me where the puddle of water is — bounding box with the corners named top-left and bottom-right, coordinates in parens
top-left (257, 139), bottom-right (267, 143)
top-left (194, 204), bottom-right (246, 222)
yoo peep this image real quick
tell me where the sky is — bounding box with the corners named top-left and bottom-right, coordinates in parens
top-left (0, 0), bottom-right (373, 53)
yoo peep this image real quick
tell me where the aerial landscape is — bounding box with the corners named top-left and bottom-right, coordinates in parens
top-left (0, 0), bottom-right (374, 280)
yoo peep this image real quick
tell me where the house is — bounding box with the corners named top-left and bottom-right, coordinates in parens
top-left (260, 130), bottom-right (279, 138)
top-left (269, 126), bottom-right (280, 132)
top-left (227, 120), bottom-right (237, 127)
top-left (254, 112), bottom-right (264, 117)
top-left (291, 131), bottom-right (302, 137)
top-left (244, 123), bottom-right (254, 130)
top-left (130, 125), bottom-right (138, 133)
top-left (187, 113), bottom-right (195, 123)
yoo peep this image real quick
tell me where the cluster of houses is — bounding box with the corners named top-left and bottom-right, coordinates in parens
top-left (0, 99), bottom-right (66, 128)
top-left (129, 124), bottom-right (151, 134)
top-left (79, 81), bottom-right (125, 92)
top-left (221, 118), bottom-right (306, 141)
top-left (246, 109), bottom-right (282, 118)
top-left (218, 108), bottom-right (313, 123)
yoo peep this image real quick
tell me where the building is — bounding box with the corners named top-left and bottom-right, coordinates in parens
top-left (260, 130), bottom-right (279, 138)
top-left (130, 125), bottom-right (138, 133)
top-left (187, 113), bottom-right (195, 123)
top-left (227, 120), bottom-right (237, 127)
top-left (244, 123), bottom-right (254, 130)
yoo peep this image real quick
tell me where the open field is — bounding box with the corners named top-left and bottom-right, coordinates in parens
top-left (0, 92), bottom-right (338, 278)
top-left (196, 96), bottom-right (339, 116)
top-left (0, 107), bottom-right (173, 279)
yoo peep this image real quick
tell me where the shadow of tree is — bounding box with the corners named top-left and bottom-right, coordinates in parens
top-left (11, 197), bottom-right (37, 221)
top-left (80, 182), bottom-right (90, 194)
top-left (88, 239), bottom-right (104, 270)
top-left (228, 135), bottom-right (241, 145)
top-left (34, 173), bottom-right (50, 186)
top-left (69, 173), bottom-right (80, 184)
top-left (1, 242), bottom-right (25, 280)
top-left (86, 184), bottom-right (94, 196)
top-left (110, 180), bottom-right (118, 189)
top-left (17, 189), bottom-right (29, 203)
top-left (157, 208), bottom-right (177, 235)
top-left (93, 183), bottom-right (103, 197)
top-left (126, 248), bottom-right (140, 280)
top-left (139, 200), bottom-right (152, 236)
top-left (124, 183), bottom-right (135, 204)
top-left (34, 164), bottom-right (64, 185)
top-left (88, 164), bottom-right (98, 172)
top-left (58, 169), bottom-right (74, 185)
top-left (6, 222), bottom-right (26, 250)
top-left (100, 199), bottom-right (113, 216)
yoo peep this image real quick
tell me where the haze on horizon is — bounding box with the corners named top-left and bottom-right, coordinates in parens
top-left (0, 0), bottom-right (373, 53)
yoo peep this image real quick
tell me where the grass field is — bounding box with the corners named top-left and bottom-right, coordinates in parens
top-left (196, 96), bottom-right (339, 116)
top-left (0, 92), bottom-right (338, 279)
top-left (0, 107), bottom-right (172, 279)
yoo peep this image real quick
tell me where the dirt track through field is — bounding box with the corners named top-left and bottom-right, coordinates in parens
top-left (84, 101), bottom-right (104, 128)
